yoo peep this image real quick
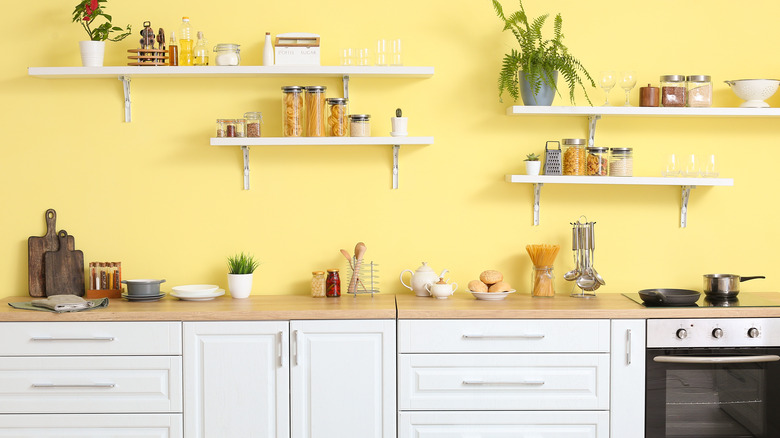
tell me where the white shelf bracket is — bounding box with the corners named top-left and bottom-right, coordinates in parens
top-left (119, 75), bottom-right (131, 122)
top-left (533, 183), bottom-right (543, 226)
top-left (392, 145), bottom-right (400, 189)
top-left (680, 185), bottom-right (695, 228)
top-left (242, 146), bottom-right (251, 190)
top-left (587, 114), bottom-right (601, 147)
top-left (342, 75), bottom-right (350, 100)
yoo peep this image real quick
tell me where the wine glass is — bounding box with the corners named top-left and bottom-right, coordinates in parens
top-left (600, 71), bottom-right (616, 106)
top-left (663, 153), bottom-right (681, 177)
top-left (620, 71), bottom-right (637, 106)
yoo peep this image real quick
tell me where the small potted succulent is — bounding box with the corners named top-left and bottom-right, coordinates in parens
top-left (524, 153), bottom-right (541, 176)
top-left (226, 252), bottom-right (259, 299)
top-left (391, 108), bottom-right (408, 137)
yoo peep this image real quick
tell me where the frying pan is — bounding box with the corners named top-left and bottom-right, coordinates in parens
top-left (638, 289), bottom-right (701, 306)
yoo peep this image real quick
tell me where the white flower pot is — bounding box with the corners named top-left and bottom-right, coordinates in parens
top-left (79, 40), bottom-right (106, 67)
top-left (227, 273), bottom-right (253, 298)
top-left (525, 160), bottom-right (541, 176)
top-left (391, 117), bottom-right (408, 136)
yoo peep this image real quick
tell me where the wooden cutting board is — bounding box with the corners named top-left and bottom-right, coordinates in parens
top-left (44, 230), bottom-right (84, 297)
top-left (27, 209), bottom-right (75, 297)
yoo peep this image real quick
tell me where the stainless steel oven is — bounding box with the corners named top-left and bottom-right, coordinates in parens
top-left (646, 318), bottom-right (780, 438)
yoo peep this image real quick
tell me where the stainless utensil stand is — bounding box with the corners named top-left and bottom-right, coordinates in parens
top-left (346, 259), bottom-right (380, 297)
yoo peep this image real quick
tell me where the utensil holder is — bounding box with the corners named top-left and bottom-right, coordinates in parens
top-left (345, 259), bottom-right (380, 297)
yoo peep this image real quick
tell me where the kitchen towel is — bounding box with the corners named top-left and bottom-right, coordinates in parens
top-left (9, 295), bottom-right (108, 312)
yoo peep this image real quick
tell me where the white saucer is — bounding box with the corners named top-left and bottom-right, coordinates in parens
top-left (171, 289), bottom-right (225, 301)
top-left (390, 131), bottom-right (408, 137)
top-left (470, 290), bottom-right (516, 301)
top-left (171, 284), bottom-right (219, 296)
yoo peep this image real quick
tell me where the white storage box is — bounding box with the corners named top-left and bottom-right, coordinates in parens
top-left (274, 32), bottom-right (320, 66)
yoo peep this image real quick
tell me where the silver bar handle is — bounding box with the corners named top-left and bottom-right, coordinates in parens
top-left (277, 331), bottom-right (283, 368)
top-left (462, 334), bottom-right (545, 339)
top-left (654, 355), bottom-right (780, 364)
top-left (31, 336), bottom-right (115, 341)
top-left (293, 330), bottom-right (299, 366)
top-left (626, 329), bottom-right (632, 366)
top-left (463, 379), bottom-right (545, 386)
top-left (32, 383), bottom-right (116, 388)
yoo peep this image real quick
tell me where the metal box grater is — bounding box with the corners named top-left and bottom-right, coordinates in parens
top-left (544, 141), bottom-right (562, 175)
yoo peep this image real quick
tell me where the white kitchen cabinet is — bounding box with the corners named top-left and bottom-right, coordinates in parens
top-left (0, 414), bottom-right (182, 437)
top-left (183, 321), bottom-right (289, 438)
top-left (610, 319), bottom-right (645, 438)
top-left (290, 319), bottom-right (396, 438)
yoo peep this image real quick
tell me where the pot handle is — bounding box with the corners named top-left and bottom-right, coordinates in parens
top-left (739, 276), bottom-right (766, 282)
top-left (399, 270), bottom-right (414, 291)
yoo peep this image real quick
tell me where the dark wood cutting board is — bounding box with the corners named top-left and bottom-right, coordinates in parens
top-left (27, 209), bottom-right (75, 297)
top-left (44, 230), bottom-right (84, 297)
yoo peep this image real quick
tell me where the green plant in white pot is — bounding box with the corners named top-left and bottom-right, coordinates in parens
top-left (492, 0), bottom-right (594, 106)
top-left (524, 153), bottom-right (541, 176)
top-left (72, 0), bottom-right (132, 67)
top-left (227, 252), bottom-right (259, 299)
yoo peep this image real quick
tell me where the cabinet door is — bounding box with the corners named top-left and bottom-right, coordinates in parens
top-left (0, 414), bottom-right (182, 438)
top-left (610, 319), bottom-right (645, 437)
top-left (290, 319), bottom-right (396, 438)
top-left (183, 321), bottom-right (289, 438)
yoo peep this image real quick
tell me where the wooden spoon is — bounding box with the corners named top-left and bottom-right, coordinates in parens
top-left (349, 242), bottom-right (367, 293)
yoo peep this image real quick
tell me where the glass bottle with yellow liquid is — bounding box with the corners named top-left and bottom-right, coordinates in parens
top-left (178, 17), bottom-right (194, 66)
top-left (193, 31), bottom-right (209, 66)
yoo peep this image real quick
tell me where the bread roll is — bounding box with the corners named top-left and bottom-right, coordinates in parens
top-left (468, 280), bottom-right (488, 292)
top-left (488, 281), bottom-right (512, 292)
top-left (479, 270), bottom-right (503, 285)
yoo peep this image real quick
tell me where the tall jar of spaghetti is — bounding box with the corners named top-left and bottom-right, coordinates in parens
top-left (305, 86), bottom-right (327, 137)
top-left (326, 98), bottom-right (349, 137)
top-left (281, 86), bottom-right (304, 137)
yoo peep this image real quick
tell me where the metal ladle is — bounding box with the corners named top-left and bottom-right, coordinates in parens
top-left (563, 226), bottom-right (580, 281)
top-left (576, 223), bottom-right (597, 289)
top-left (588, 222), bottom-right (606, 286)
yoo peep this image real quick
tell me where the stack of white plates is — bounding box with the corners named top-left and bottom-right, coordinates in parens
top-left (170, 284), bottom-right (225, 301)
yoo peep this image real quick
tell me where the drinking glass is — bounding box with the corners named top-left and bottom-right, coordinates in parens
top-left (357, 47), bottom-right (371, 66)
top-left (340, 48), bottom-right (355, 66)
top-left (684, 154), bottom-right (700, 177)
top-left (375, 39), bottom-right (388, 66)
top-left (663, 153), bottom-right (681, 177)
top-left (702, 154), bottom-right (718, 177)
top-left (620, 71), bottom-right (637, 106)
top-left (391, 39), bottom-right (402, 66)
top-left (600, 71), bottom-right (616, 106)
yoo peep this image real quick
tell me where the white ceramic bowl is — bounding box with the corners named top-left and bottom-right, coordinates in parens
top-left (171, 284), bottom-right (219, 296)
top-left (470, 290), bottom-right (516, 300)
top-left (725, 79), bottom-right (780, 108)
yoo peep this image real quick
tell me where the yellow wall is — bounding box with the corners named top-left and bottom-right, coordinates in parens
top-left (3, 0), bottom-right (780, 298)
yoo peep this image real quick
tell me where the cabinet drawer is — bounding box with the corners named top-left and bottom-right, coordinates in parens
top-left (399, 353), bottom-right (609, 410)
top-left (398, 411), bottom-right (608, 438)
top-left (0, 356), bottom-right (182, 413)
top-left (398, 319), bottom-right (609, 353)
top-left (0, 414), bottom-right (182, 437)
top-left (0, 322), bottom-right (182, 356)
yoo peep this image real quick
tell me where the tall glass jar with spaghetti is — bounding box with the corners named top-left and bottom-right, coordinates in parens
top-left (326, 98), bottom-right (349, 137)
top-left (305, 86), bottom-right (327, 137)
top-left (281, 86), bottom-right (304, 137)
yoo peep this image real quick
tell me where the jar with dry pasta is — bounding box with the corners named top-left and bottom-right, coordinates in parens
top-left (305, 86), bottom-right (327, 137)
top-left (586, 147), bottom-right (609, 176)
top-left (326, 98), bottom-right (349, 137)
top-left (349, 114), bottom-right (371, 137)
top-left (562, 138), bottom-right (586, 175)
top-left (281, 86), bottom-right (304, 137)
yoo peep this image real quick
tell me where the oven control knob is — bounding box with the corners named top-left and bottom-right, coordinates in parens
top-left (748, 327), bottom-right (760, 338)
top-left (712, 328), bottom-right (723, 339)
top-left (676, 328), bottom-right (688, 339)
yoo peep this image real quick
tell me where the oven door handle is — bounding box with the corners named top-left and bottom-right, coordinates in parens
top-left (653, 355), bottom-right (780, 364)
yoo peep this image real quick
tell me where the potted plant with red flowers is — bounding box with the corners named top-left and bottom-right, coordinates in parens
top-left (71, 0), bottom-right (132, 66)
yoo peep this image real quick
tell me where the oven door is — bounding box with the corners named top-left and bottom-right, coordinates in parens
top-left (646, 348), bottom-right (780, 438)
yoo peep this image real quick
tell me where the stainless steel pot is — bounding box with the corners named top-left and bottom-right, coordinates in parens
top-left (702, 274), bottom-right (765, 298)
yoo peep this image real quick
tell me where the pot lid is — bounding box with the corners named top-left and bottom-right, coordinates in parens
top-left (415, 262), bottom-right (434, 273)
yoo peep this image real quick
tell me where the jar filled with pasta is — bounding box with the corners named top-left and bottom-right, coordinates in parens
top-left (326, 98), bottom-right (349, 137)
top-left (586, 147), bottom-right (609, 176)
top-left (305, 86), bottom-right (327, 137)
top-left (281, 86), bottom-right (304, 137)
top-left (349, 114), bottom-right (371, 137)
top-left (562, 138), bottom-right (586, 175)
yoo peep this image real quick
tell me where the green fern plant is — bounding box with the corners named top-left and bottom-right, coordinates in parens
top-left (492, 0), bottom-right (594, 105)
top-left (227, 252), bottom-right (260, 275)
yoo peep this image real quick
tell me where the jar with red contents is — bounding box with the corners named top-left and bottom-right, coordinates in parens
top-left (326, 269), bottom-right (341, 297)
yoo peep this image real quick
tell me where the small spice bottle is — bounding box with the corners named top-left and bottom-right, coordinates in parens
top-left (326, 98), bottom-right (349, 137)
top-left (639, 84), bottom-right (660, 107)
top-left (305, 86), bottom-right (327, 137)
top-left (660, 75), bottom-right (687, 107)
top-left (326, 269), bottom-right (341, 297)
top-left (225, 119), bottom-right (237, 137)
top-left (282, 86), bottom-right (304, 137)
top-left (244, 112), bottom-right (263, 137)
top-left (311, 271), bottom-right (326, 297)
top-left (233, 118), bottom-right (246, 137)
top-left (216, 119), bottom-right (230, 137)
top-left (562, 138), bottom-right (587, 175)
top-left (609, 147), bottom-right (634, 176)
top-left (586, 147), bottom-right (609, 176)
top-left (686, 75), bottom-right (712, 107)
top-left (349, 114), bottom-right (371, 137)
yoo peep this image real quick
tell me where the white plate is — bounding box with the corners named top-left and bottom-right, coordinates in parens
top-left (171, 284), bottom-right (219, 296)
top-left (171, 289), bottom-right (225, 301)
top-left (471, 290), bottom-right (516, 300)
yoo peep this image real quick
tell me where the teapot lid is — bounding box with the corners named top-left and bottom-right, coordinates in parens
top-left (435, 277), bottom-right (446, 284)
top-left (416, 262), bottom-right (434, 273)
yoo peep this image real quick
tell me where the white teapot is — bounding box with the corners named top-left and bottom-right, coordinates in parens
top-left (400, 262), bottom-right (449, 297)
top-left (426, 278), bottom-right (458, 299)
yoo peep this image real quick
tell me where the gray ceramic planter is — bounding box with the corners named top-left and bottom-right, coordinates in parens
top-left (519, 71), bottom-right (558, 106)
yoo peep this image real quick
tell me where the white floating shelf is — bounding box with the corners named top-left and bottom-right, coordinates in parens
top-left (213, 137), bottom-right (434, 190)
top-left (506, 105), bottom-right (780, 117)
top-left (505, 174), bottom-right (734, 228)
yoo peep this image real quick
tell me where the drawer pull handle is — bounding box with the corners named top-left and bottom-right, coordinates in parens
top-left (653, 355), bottom-right (780, 364)
top-left (31, 336), bottom-right (115, 342)
top-left (462, 379), bottom-right (545, 386)
top-left (462, 334), bottom-right (545, 340)
top-left (32, 383), bottom-right (116, 388)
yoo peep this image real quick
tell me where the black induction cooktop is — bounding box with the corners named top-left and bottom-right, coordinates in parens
top-left (623, 292), bottom-right (780, 308)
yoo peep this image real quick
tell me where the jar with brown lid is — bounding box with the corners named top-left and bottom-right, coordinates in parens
top-left (562, 138), bottom-right (587, 175)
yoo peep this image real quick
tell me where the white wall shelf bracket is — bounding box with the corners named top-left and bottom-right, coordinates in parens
top-left (392, 145), bottom-right (400, 189)
top-left (119, 75), bottom-right (131, 122)
top-left (533, 182), bottom-right (543, 226)
top-left (681, 185), bottom-right (695, 228)
top-left (342, 75), bottom-right (350, 100)
top-left (587, 114), bottom-right (601, 147)
top-left (242, 146), bottom-right (250, 190)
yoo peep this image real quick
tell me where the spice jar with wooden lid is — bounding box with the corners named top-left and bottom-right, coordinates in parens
top-left (639, 84), bottom-right (660, 107)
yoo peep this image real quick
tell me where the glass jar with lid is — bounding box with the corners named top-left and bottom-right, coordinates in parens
top-left (326, 98), bottom-right (349, 137)
top-left (216, 118), bottom-right (230, 137)
top-left (660, 75), bottom-right (686, 107)
top-left (281, 86), bottom-right (304, 137)
top-left (562, 138), bottom-right (587, 175)
top-left (311, 271), bottom-right (326, 297)
top-left (349, 114), bottom-right (371, 137)
top-left (686, 75), bottom-right (712, 107)
top-left (586, 147), bottom-right (609, 176)
top-left (244, 112), bottom-right (262, 137)
top-left (609, 147), bottom-right (634, 176)
top-left (214, 43), bottom-right (241, 66)
top-left (305, 86), bottom-right (327, 137)
top-left (233, 118), bottom-right (246, 137)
